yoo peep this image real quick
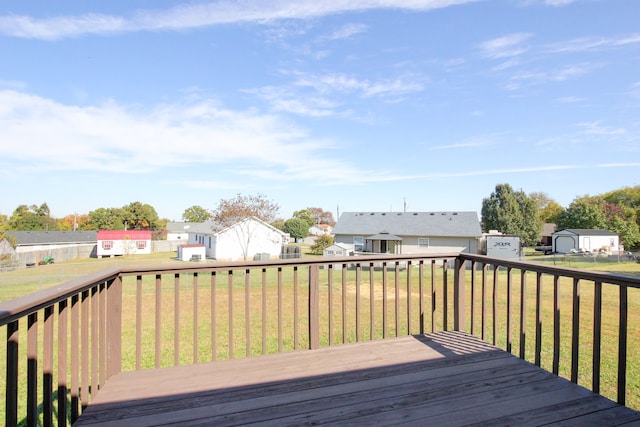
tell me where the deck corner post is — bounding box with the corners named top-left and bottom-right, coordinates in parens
top-left (454, 257), bottom-right (466, 332)
top-left (106, 274), bottom-right (123, 379)
top-left (309, 264), bottom-right (320, 349)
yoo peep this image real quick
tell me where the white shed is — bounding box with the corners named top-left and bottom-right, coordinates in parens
top-left (177, 244), bottom-right (206, 261)
top-left (552, 229), bottom-right (619, 254)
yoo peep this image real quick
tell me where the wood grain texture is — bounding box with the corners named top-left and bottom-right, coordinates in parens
top-left (75, 331), bottom-right (640, 426)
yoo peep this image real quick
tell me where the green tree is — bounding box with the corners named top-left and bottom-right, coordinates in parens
top-left (284, 218), bottom-right (309, 242)
top-left (310, 234), bottom-right (334, 255)
top-left (212, 193), bottom-right (280, 227)
top-left (293, 209), bottom-right (315, 228)
top-left (8, 203), bottom-right (57, 231)
top-left (88, 207), bottom-right (126, 230)
top-left (481, 184), bottom-right (542, 246)
top-left (530, 192), bottom-right (564, 224)
top-left (182, 205), bottom-right (211, 222)
top-left (122, 202), bottom-right (160, 230)
top-left (603, 185), bottom-right (640, 228)
top-left (556, 197), bottom-right (607, 230)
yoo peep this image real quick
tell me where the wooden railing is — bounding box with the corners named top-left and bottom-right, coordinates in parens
top-left (1, 253), bottom-right (638, 426)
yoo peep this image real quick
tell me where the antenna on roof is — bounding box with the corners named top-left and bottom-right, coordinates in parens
top-left (403, 198), bottom-right (406, 212)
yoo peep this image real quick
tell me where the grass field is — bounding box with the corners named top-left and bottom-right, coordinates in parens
top-left (1, 251), bottom-right (639, 424)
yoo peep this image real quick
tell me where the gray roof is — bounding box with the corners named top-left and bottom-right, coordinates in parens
top-left (333, 212), bottom-right (482, 238)
top-left (8, 231), bottom-right (98, 246)
top-left (554, 229), bottom-right (617, 236)
top-left (166, 221), bottom-right (207, 233)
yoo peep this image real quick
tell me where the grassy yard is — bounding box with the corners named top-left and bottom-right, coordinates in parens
top-left (1, 252), bottom-right (639, 424)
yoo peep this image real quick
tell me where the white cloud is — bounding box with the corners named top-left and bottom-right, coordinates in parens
top-left (544, 34), bottom-right (640, 54)
top-left (479, 33), bottom-right (532, 59)
top-left (0, 0), bottom-right (478, 40)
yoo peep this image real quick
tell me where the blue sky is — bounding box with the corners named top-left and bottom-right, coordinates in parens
top-left (1, 0), bottom-right (638, 222)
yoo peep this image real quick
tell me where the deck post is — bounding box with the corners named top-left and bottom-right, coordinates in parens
top-left (309, 264), bottom-right (320, 349)
top-left (454, 257), bottom-right (466, 332)
top-left (106, 275), bottom-right (123, 379)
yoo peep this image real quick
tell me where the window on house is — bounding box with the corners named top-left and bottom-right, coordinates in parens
top-left (136, 240), bottom-right (147, 250)
top-left (326, 250), bottom-right (335, 256)
top-left (353, 236), bottom-right (364, 251)
top-left (102, 240), bottom-right (113, 250)
top-left (418, 238), bottom-right (429, 248)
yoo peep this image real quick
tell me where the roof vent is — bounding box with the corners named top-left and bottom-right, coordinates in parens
top-left (413, 213), bottom-right (418, 216)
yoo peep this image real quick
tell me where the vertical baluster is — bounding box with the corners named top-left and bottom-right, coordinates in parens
top-left (70, 295), bottom-right (80, 423)
top-left (553, 275), bottom-right (560, 376)
top-left (174, 273), bottom-right (180, 366)
top-left (44, 305), bottom-right (54, 427)
top-left (81, 290), bottom-right (89, 410)
top-left (592, 280), bottom-right (602, 393)
top-left (470, 261), bottom-right (476, 336)
top-left (58, 299), bottom-right (68, 427)
top-left (211, 272), bottom-right (217, 361)
top-left (245, 269), bottom-right (251, 357)
top-left (193, 272), bottom-right (199, 364)
top-left (6, 320), bottom-right (19, 427)
top-left (492, 265), bottom-right (498, 345)
top-left (382, 262), bottom-right (388, 338)
top-left (419, 260), bottom-right (425, 335)
top-left (228, 270), bottom-right (234, 359)
top-left (356, 263), bottom-right (361, 341)
top-left (431, 260), bottom-right (436, 333)
top-left (278, 267), bottom-right (283, 351)
top-left (27, 313), bottom-right (38, 426)
top-left (293, 267), bottom-right (299, 349)
top-left (155, 275), bottom-right (162, 368)
top-left (309, 265), bottom-right (320, 350)
top-left (395, 262), bottom-right (400, 337)
top-left (369, 263), bottom-right (375, 340)
top-left (535, 272), bottom-right (543, 367)
top-left (618, 284), bottom-right (628, 405)
top-left (99, 282), bottom-right (106, 387)
top-left (328, 264), bottom-right (334, 345)
top-left (481, 264), bottom-right (487, 341)
top-left (407, 261), bottom-right (412, 335)
top-left (571, 278), bottom-right (580, 383)
top-left (342, 265), bottom-right (347, 344)
top-left (136, 276), bottom-right (142, 370)
top-left (262, 268), bottom-right (267, 355)
top-left (519, 270), bottom-right (527, 360)
top-left (443, 260), bottom-right (448, 331)
top-left (506, 267), bottom-right (512, 353)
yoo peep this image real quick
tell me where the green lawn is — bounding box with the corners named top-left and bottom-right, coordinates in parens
top-left (1, 252), bottom-right (639, 424)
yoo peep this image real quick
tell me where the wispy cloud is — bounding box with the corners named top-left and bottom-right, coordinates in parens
top-left (544, 34), bottom-right (640, 54)
top-left (479, 33), bottom-right (532, 59)
top-left (0, 0), bottom-right (478, 40)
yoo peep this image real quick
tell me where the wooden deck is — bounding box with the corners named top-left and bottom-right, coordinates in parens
top-left (75, 331), bottom-right (640, 426)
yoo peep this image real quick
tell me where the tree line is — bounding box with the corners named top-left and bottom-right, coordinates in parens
top-left (0, 194), bottom-right (337, 249)
top-left (2, 185), bottom-right (639, 250)
top-left (481, 184), bottom-right (640, 250)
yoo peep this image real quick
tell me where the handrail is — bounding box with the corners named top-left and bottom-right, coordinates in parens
top-left (1, 252), bottom-right (638, 426)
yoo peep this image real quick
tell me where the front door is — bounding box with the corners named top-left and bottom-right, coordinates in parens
top-left (380, 240), bottom-right (387, 253)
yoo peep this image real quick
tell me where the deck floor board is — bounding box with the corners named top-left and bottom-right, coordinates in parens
top-left (74, 331), bottom-right (640, 426)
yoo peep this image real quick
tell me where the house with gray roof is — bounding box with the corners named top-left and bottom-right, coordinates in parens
top-left (332, 211), bottom-right (481, 255)
top-left (5, 231), bottom-right (98, 265)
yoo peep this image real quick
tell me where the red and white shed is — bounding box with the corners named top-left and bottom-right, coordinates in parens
top-left (97, 230), bottom-right (152, 258)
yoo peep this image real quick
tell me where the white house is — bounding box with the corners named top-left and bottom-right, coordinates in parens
top-left (166, 222), bottom-right (194, 241)
top-left (97, 230), bottom-right (152, 258)
top-left (309, 224), bottom-right (333, 236)
top-left (552, 229), bottom-right (620, 254)
top-left (323, 243), bottom-right (353, 258)
top-left (186, 217), bottom-right (290, 261)
top-left (332, 211), bottom-right (482, 255)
